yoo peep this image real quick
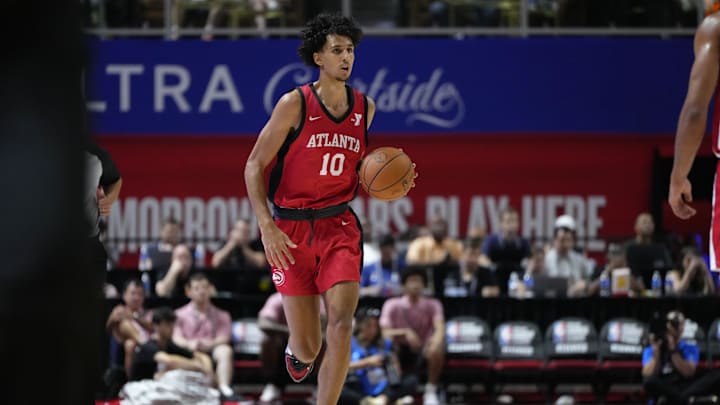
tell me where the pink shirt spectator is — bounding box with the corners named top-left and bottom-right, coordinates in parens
top-left (380, 295), bottom-right (444, 343)
top-left (174, 302), bottom-right (232, 341)
top-left (258, 292), bottom-right (287, 325)
top-left (258, 292), bottom-right (327, 326)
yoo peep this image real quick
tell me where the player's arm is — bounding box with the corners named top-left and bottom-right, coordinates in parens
top-left (91, 143), bottom-right (123, 216)
top-left (245, 91), bottom-right (301, 270)
top-left (154, 351), bottom-right (212, 375)
top-left (670, 16), bottom-right (720, 219)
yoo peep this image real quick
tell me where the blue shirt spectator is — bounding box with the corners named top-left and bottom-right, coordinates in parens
top-left (360, 234), bottom-right (405, 297)
top-left (350, 335), bottom-right (394, 396)
top-left (643, 340), bottom-right (699, 376)
top-left (481, 208), bottom-right (530, 266)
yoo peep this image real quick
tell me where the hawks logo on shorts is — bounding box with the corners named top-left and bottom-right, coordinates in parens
top-left (272, 269), bottom-right (286, 287)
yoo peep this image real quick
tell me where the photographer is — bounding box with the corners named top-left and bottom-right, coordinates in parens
top-left (642, 311), bottom-right (720, 404)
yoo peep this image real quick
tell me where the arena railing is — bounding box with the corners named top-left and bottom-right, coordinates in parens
top-left (84, 0), bottom-right (703, 39)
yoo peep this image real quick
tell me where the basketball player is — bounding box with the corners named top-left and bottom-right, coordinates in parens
top-left (669, 0), bottom-right (720, 271)
top-left (244, 13), bottom-right (375, 405)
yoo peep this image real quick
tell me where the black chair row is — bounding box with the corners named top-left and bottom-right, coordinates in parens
top-left (443, 316), bottom-right (720, 402)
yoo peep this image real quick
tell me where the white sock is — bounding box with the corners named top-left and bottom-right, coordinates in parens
top-left (219, 384), bottom-right (233, 397)
top-left (425, 383), bottom-right (437, 393)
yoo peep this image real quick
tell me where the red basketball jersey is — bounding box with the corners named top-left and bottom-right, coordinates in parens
top-left (713, 83), bottom-right (720, 158)
top-left (269, 83), bottom-right (368, 209)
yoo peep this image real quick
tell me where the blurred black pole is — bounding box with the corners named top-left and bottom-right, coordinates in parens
top-left (0, 1), bottom-right (95, 404)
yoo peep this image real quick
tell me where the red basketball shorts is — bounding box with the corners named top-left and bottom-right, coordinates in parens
top-left (711, 161), bottom-right (720, 272)
top-left (270, 209), bottom-right (363, 295)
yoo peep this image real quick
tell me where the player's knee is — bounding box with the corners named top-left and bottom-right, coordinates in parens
top-left (213, 344), bottom-right (233, 360)
top-left (326, 312), bottom-right (354, 339)
top-left (123, 339), bottom-right (137, 352)
top-left (425, 344), bottom-right (445, 360)
top-left (291, 335), bottom-right (322, 362)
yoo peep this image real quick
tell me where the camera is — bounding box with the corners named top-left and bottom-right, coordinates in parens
top-left (649, 311), bottom-right (667, 344)
top-left (648, 310), bottom-right (684, 346)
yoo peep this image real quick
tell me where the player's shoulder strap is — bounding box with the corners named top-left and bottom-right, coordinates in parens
top-left (346, 85), bottom-right (370, 146)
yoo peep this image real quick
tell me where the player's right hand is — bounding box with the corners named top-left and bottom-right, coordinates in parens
top-left (669, 177), bottom-right (697, 219)
top-left (261, 223), bottom-right (297, 270)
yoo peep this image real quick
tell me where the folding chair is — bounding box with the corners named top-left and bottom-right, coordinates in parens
top-left (493, 321), bottom-right (546, 403)
top-left (708, 319), bottom-right (720, 369)
top-left (682, 318), bottom-right (708, 371)
top-left (445, 316), bottom-right (494, 400)
top-left (231, 318), bottom-right (263, 383)
top-left (597, 318), bottom-right (647, 403)
top-left (544, 317), bottom-right (599, 402)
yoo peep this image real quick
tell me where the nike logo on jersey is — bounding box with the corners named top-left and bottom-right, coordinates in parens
top-left (341, 220), bottom-right (350, 226)
top-left (309, 116), bottom-right (321, 121)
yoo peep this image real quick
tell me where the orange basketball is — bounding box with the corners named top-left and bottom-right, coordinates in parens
top-left (360, 147), bottom-right (415, 201)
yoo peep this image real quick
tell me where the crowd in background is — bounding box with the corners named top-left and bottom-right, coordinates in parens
top-left (81, 0), bottom-right (702, 36)
top-left (101, 208), bottom-right (720, 404)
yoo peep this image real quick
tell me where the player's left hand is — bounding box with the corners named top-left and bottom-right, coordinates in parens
top-left (97, 186), bottom-right (112, 216)
top-left (669, 177), bottom-right (696, 219)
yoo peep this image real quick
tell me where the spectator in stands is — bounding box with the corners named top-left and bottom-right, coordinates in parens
top-left (147, 217), bottom-right (183, 271)
top-left (481, 207), bottom-right (530, 293)
top-left (130, 306), bottom-right (213, 381)
top-left (544, 216), bottom-right (593, 297)
top-left (642, 310), bottom-right (720, 403)
top-left (340, 307), bottom-right (417, 405)
top-left (250, 0), bottom-right (282, 31)
top-left (443, 237), bottom-right (500, 297)
top-left (360, 234), bottom-right (405, 297)
top-left (380, 266), bottom-right (445, 405)
top-left (529, 0), bottom-right (558, 26)
top-left (482, 207), bottom-right (530, 268)
top-left (171, 0), bottom-right (222, 40)
top-left (104, 282), bottom-right (119, 298)
top-left (211, 219), bottom-right (267, 270)
top-left (155, 244), bottom-right (193, 298)
top-left (106, 279), bottom-right (154, 374)
top-left (406, 217), bottom-right (462, 295)
top-left (429, 1), bottom-right (449, 26)
top-left (257, 291), bottom-right (327, 403)
top-left (406, 217), bottom-right (462, 266)
top-left (173, 273), bottom-right (235, 398)
top-left (625, 212), bottom-right (673, 287)
top-left (587, 243), bottom-right (644, 296)
top-left (523, 242), bottom-right (548, 278)
top-left (667, 247), bottom-right (716, 296)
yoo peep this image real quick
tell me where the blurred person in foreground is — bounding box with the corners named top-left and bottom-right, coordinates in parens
top-left (2, 1), bottom-right (98, 403)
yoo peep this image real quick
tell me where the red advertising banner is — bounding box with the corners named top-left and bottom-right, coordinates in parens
top-left (100, 134), bottom-right (675, 266)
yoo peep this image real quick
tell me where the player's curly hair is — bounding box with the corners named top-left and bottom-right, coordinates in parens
top-left (297, 13), bottom-right (363, 68)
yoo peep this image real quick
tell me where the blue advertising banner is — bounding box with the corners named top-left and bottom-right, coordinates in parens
top-left (87, 37), bottom-right (693, 135)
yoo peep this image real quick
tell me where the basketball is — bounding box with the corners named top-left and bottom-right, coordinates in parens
top-left (360, 147), bottom-right (415, 201)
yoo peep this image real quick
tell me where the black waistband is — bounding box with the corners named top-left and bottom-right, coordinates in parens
top-left (273, 203), bottom-right (349, 221)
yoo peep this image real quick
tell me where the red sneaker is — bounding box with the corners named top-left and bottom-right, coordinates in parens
top-left (284, 347), bottom-right (314, 383)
